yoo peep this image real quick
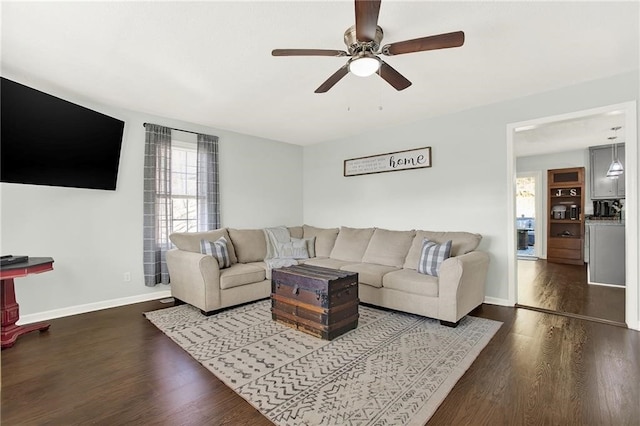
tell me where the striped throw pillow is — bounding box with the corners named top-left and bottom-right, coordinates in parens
top-left (417, 239), bottom-right (452, 277)
top-left (200, 237), bottom-right (231, 269)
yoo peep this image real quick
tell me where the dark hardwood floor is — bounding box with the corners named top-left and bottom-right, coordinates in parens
top-left (2, 299), bottom-right (638, 425)
top-left (518, 259), bottom-right (626, 325)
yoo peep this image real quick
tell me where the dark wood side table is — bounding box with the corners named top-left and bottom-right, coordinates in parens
top-left (1, 257), bottom-right (54, 349)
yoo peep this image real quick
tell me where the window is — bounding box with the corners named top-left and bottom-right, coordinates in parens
top-left (516, 176), bottom-right (536, 218)
top-left (143, 123), bottom-right (220, 286)
top-left (170, 142), bottom-right (199, 233)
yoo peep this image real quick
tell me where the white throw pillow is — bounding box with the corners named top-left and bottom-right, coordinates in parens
top-left (293, 237), bottom-right (316, 258)
top-left (277, 238), bottom-right (309, 259)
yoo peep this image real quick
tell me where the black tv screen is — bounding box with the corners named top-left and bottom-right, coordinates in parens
top-left (1, 78), bottom-right (125, 190)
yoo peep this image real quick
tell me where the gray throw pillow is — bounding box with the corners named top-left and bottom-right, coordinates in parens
top-left (417, 239), bottom-right (452, 277)
top-left (201, 237), bottom-right (231, 269)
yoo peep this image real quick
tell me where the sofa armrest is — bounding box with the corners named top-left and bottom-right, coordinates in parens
top-left (166, 249), bottom-right (221, 312)
top-left (437, 251), bottom-right (490, 322)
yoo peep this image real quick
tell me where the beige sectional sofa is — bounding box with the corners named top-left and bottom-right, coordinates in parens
top-left (166, 225), bottom-right (489, 326)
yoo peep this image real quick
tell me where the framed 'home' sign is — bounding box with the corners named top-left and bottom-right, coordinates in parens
top-left (344, 147), bottom-right (432, 177)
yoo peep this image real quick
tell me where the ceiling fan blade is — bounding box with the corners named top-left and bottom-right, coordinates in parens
top-left (315, 65), bottom-right (349, 93)
top-left (355, 0), bottom-right (381, 42)
top-left (272, 49), bottom-right (348, 57)
top-left (378, 61), bottom-right (412, 91)
top-left (382, 31), bottom-right (465, 56)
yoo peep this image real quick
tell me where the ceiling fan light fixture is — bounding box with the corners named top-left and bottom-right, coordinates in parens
top-left (272, 0), bottom-right (466, 92)
top-left (349, 55), bottom-right (380, 77)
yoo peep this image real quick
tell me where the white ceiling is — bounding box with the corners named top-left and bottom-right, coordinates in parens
top-left (1, 1), bottom-right (638, 146)
top-left (514, 110), bottom-right (627, 157)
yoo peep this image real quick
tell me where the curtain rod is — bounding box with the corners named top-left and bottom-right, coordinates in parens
top-left (142, 122), bottom-right (201, 136)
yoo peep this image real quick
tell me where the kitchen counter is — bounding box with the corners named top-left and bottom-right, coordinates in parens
top-left (586, 219), bottom-right (625, 226)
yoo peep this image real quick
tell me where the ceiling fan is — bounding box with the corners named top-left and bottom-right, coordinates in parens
top-left (272, 0), bottom-right (465, 93)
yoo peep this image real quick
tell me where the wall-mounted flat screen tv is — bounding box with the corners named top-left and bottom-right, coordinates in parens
top-left (1, 77), bottom-right (125, 190)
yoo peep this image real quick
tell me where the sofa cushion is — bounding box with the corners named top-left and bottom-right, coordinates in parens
top-left (200, 237), bottom-right (231, 269)
top-left (303, 257), bottom-right (355, 270)
top-left (361, 228), bottom-right (415, 268)
top-left (303, 225), bottom-right (339, 257)
top-left (219, 263), bottom-right (266, 290)
top-left (382, 269), bottom-right (439, 297)
top-left (340, 263), bottom-right (400, 288)
top-left (403, 230), bottom-right (481, 269)
top-left (228, 229), bottom-right (267, 263)
top-left (417, 239), bottom-right (452, 277)
top-left (170, 228), bottom-right (237, 264)
top-left (330, 227), bottom-right (375, 262)
top-left (288, 226), bottom-right (303, 239)
top-left (422, 231), bottom-right (481, 256)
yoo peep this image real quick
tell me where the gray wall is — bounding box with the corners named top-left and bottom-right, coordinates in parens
top-left (0, 79), bottom-right (303, 317)
top-left (303, 71), bottom-right (639, 303)
top-left (2, 71), bottom-right (637, 321)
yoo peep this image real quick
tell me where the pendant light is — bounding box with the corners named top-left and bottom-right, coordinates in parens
top-left (606, 126), bottom-right (624, 178)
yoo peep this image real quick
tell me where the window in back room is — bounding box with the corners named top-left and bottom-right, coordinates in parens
top-left (516, 175), bottom-right (537, 258)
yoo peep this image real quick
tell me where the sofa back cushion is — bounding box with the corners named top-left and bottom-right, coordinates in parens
top-left (228, 228), bottom-right (267, 263)
top-left (170, 228), bottom-right (238, 264)
top-left (303, 225), bottom-right (339, 257)
top-left (403, 230), bottom-right (482, 269)
top-left (361, 228), bottom-right (416, 267)
top-left (330, 227), bottom-right (375, 262)
top-left (288, 226), bottom-right (303, 239)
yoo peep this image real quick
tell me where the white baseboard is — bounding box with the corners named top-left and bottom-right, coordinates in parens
top-left (589, 281), bottom-right (625, 288)
top-left (483, 296), bottom-right (512, 307)
top-left (17, 290), bottom-right (172, 325)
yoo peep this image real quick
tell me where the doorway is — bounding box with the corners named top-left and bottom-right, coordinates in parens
top-left (506, 101), bottom-right (638, 330)
top-left (516, 172), bottom-right (541, 259)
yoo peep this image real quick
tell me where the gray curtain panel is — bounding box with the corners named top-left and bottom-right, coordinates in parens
top-left (143, 124), bottom-right (172, 286)
top-left (197, 133), bottom-right (221, 231)
top-left (143, 125), bottom-right (220, 287)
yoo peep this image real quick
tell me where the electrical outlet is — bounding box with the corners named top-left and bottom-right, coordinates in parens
top-left (123, 272), bottom-right (131, 282)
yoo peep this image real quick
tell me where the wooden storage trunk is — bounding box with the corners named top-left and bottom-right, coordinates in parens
top-left (271, 264), bottom-right (359, 340)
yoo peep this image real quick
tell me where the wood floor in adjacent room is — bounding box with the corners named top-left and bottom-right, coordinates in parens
top-left (2, 299), bottom-right (638, 425)
top-left (517, 259), bottom-right (626, 325)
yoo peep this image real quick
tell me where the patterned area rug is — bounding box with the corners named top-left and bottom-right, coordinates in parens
top-left (145, 300), bottom-right (501, 426)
